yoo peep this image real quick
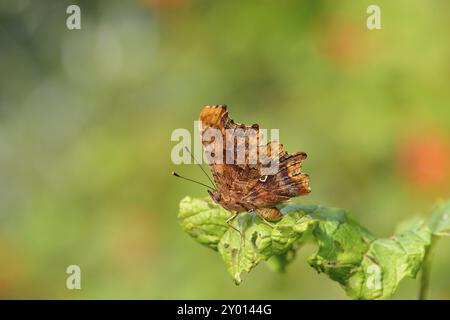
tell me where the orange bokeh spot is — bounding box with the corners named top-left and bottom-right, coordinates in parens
top-left (398, 133), bottom-right (450, 188)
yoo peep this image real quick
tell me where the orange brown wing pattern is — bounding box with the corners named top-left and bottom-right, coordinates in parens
top-left (199, 104), bottom-right (310, 213)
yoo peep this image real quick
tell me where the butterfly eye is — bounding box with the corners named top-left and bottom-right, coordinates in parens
top-left (259, 175), bottom-right (268, 183)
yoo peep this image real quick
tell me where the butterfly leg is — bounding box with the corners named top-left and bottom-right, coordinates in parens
top-left (226, 212), bottom-right (244, 239)
top-left (260, 216), bottom-right (276, 228)
top-left (248, 209), bottom-right (274, 228)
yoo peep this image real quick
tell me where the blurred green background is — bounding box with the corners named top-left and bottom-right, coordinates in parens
top-left (0, 0), bottom-right (449, 299)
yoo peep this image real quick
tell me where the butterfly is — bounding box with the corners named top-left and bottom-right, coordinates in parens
top-left (197, 105), bottom-right (310, 226)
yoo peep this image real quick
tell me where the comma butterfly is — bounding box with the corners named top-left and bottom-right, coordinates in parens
top-left (198, 105), bottom-right (310, 225)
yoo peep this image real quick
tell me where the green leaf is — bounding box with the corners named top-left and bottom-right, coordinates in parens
top-left (178, 197), bottom-right (316, 284)
top-left (177, 197), bottom-right (450, 299)
top-left (217, 211), bottom-right (317, 284)
top-left (178, 196), bottom-right (230, 250)
top-left (265, 245), bottom-right (301, 273)
top-left (313, 217), bottom-right (431, 299)
top-left (427, 200), bottom-right (450, 236)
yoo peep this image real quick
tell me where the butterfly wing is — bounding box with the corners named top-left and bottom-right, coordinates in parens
top-left (199, 105), bottom-right (310, 212)
top-left (242, 147), bottom-right (310, 208)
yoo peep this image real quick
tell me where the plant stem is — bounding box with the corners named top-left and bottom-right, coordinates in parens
top-left (419, 235), bottom-right (438, 300)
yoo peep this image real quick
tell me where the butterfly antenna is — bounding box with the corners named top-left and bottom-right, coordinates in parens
top-left (172, 172), bottom-right (215, 191)
top-left (184, 146), bottom-right (217, 190)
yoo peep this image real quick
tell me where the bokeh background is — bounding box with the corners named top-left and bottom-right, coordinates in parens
top-left (0, 0), bottom-right (449, 299)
